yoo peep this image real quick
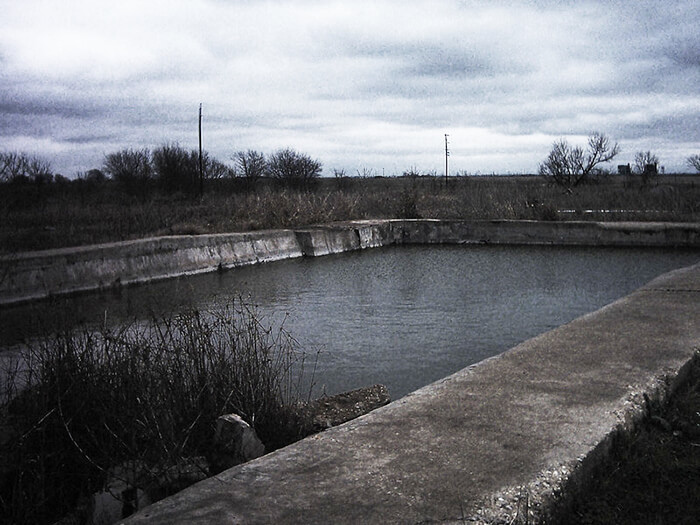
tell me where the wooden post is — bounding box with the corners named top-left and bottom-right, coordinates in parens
top-left (444, 133), bottom-right (449, 183)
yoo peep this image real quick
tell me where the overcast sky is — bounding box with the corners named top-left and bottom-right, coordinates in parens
top-left (1, 0), bottom-right (699, 177)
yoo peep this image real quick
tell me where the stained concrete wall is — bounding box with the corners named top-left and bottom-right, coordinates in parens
top-left (399, 219), bottom-right (700, 247)
top-left (118, 258), bottom-right (700, 524)
top-left (2, 220), bottom-right (699, 523)
top-left (1, 220), bottom-right (699, 306)
top-left (0, 229), bottom-right (302, 306)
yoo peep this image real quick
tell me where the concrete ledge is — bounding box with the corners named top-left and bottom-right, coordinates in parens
top-left (2, 220), bottom-right (699, 306)
top-left (2, 220), bottom-right (699, 522)
top-left (398, 219), bottom-right (700, 246)
top-left (120, 261), bottom-right (700, 524)
top-left (0, 229), bottom-right (303, 305)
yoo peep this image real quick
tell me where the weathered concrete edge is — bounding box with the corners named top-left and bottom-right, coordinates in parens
top-left (0, 229), bottom-right (305, 306)
top-left (468, 349), bottom-right (700, 524)
top-left (2, 220), bottom-right (700, 306)
top-left (117, 261), bottom-right (700, 524)
top-left (454, 261), bottom-right (700, 523)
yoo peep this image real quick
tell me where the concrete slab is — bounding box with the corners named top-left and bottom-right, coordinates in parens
top-left (121, 261), bottom-right (700, 524)
top-left (3, 220), bottom-right (699, 306)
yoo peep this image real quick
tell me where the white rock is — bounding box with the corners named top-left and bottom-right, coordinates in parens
top-left (213, 413), bottom-right (265, 471)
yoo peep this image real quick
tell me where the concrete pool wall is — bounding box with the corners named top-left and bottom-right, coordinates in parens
top-left (117, 257), bottom-right (700, 524)
top-left (1, 220), bottom-right (699, 523)
top-left (2, 219), bottom-right (700, 306)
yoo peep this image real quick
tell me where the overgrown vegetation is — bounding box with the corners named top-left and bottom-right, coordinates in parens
top-left (0, 299), bottom-right (316, 525)
top-left (1, 174), bottom-right (699, 254)
top-left (538, 132), bottom-right (620, 187)
top-left (1, 140), bottom-right (699, 253)
top-left (551, 367), bottom-right (700, 524)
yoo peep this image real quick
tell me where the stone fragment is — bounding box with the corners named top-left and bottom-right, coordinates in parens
top-left (212, 413), bottom-right (266, 472)
top-left (307, 384), bottom-right (390, 430)
top-left (90, 461), bottom-right (151, 525)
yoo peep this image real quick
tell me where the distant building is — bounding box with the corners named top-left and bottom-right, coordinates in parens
top-left (643, 163), bottom-right (658, 177)
top-left (618, 164), bottom-right (631, 176)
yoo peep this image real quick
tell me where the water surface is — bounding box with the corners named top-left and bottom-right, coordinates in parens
top-left (2, 245), bottom-right (698, 399)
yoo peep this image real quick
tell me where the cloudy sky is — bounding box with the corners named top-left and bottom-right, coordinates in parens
top-left (1, 0), bottom-right (699, 177)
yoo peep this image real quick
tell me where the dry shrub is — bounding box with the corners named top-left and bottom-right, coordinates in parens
top-left (0, 298), bottom-right (316, 524)
top-left (2, 176), bottom-right (700, 253)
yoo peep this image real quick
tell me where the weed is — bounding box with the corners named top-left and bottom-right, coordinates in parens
top-left (0, 298), bottom-right (316, 525)
top-left (1, 175), bottom-right (699, 254)
top-left (549, 369), bottom-right (700, 524)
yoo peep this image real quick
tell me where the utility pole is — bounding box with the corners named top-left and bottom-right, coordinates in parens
top-left (444, 133), bottom-right (450, 183)
top-left (198, 103), bottom-right (204, 197)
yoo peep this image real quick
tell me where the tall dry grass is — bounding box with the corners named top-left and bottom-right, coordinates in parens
top-left (550, 365), bottom-right (700, 524)
top-left (1, 175), bottom-right (698, 254)
top-left (0, 298), bottom-right (316, 525)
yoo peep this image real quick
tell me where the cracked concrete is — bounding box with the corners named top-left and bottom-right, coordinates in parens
top-left (121, 259), bottom-right (700, 524)
top-left (2, 220), bottom-right (699, 306)
top-left (2, 220), bottom-right (699, 523)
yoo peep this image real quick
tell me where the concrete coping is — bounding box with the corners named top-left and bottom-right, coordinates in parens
top-left (2, 220), bottom-right (699, 522)
top-left (2, 220), bottom-right (700, 307)
top-left (120, 254), bottom-right (700, 523)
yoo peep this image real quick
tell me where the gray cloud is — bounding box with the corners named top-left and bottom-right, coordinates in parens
top-left (0, 94), bottom-right (103, 120)
top-left (617, 112), bottom-right (700, 142)
top-left (62, 134), bottom-right (117, 145)
top-left (0, 0), bottom-right (698, 175)
top-left (664, 39), bottom-right (700, 71)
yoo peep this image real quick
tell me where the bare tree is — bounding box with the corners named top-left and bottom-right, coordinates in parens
top-left (103, 148), bottom-right (153, 197)
top-left (687, 154), bottom-right (700, 173)
top-left (539, 132), bottom-right (620, 187)
top-left (0, 152), bottom-right (54, 184)
top-left (0, 152), bottom-right (27, 182)
top-left (267, 148), bottom-right (322, 186)
top-left (152, 143), bottom-right (198, 193)
top-left (204, 156), bottom-right (235, 180)
top-left (153, 144), bottom-right (235, 194)
top-left (633, 151), bottom-right (658, 174)
top-left (633, 150), bottom-right (659, 185)
top-left (26, 156), bottom-right (53, 184)
top-left (234, 150), bottom-right (266, 184)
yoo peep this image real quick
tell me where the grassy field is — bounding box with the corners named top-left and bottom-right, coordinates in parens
top-left (1, 174), bottom-right (699, 254)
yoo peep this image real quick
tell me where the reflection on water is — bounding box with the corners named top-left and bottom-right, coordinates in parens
top-left (2, 245), bottom-right (698, 399)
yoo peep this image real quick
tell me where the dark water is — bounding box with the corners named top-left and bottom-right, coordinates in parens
top-left (1, 245), bottom-right (698, 399)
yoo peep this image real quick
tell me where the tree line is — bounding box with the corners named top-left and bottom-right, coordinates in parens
top-left (102, 145), bottom-right (323, 196)
top-left (538, 132), bottom-right (700, 188)
top-left (2, 139), bottom-right (700, 193)
top-left (0, 146), bottom-right (323, 195)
